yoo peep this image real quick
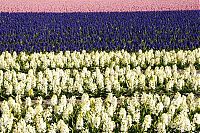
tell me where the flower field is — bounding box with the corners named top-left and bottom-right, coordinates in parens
top-left (0, 11), bottom-right (199, 52)
top-left (0, 0), bottom-right (199, 12)
top-left (0, 3), bottom-right (200, 133)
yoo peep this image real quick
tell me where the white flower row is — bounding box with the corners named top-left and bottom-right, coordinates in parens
top-left (0, 92), bottom-right (200, 132)
top-left (0, 48), bottom-right (199, 71)
top-left (0, 63), bottom-right (199, 97)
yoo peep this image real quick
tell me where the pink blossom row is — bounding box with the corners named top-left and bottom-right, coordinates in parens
top-left (0, 0), bottom-right (199, 12)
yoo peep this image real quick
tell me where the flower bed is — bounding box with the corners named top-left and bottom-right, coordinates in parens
top-left (0, 48), bottom-right (199, 132)
top-left (0, 11), bottom-right (199, 53)
top-left (0, 10), bottom-right (200, 132)
top-left (1, 92), bottom-right (200, 132)
top-left (0, 49), bottom-right (199, 99)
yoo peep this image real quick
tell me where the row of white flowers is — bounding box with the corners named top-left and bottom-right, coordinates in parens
top-left (0, 48), bottom-right (199, 71)
top-left (0, 63), bottom-right (199, 97)
top-left (0, 92), bottom-right (200, 132)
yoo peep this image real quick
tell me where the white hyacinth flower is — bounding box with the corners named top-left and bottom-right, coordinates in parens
top-left (172, 111), bottom-right (192, 132)
top-left (157, 122), bottom-right (166, 133)
top-left (119, 108), bottom-right (127, 119)
top-left (36, 116), bottom-right (46, 133)
top-left (193, 113), bottom-right (200, 125)
top-left (51, 94), bottom-right (58, 106)
top-left (120, 118), bottom-right (128, 132)
top-left (166, 80), bottom-right (174, 91)
top-left (25, 97), bottom-right (32, 108)
top-left (60, 95), bottom-right (67, 108)
top-left (93, 116), bottom-right (101, 129)
top-left (162, 95), bottom-right (171, 108)
top-left (57, 119), bottom-right (70, 133)
top-left (168, 105), bottom-right (176, 116)
top-left (1, 101), bottom-right (10, 114)
top-left (14, 118), bottom-right (27, 133)
top-left (95, 98), bottom-right (103, 114)
top-left (8, 97), bottom-right (16, 109)
top-left (43, 107), bottom-right (53, 121)
top-left (27, 124), bottom-right (36, 133)
top-left (161, 113), bottom-right (170, 126)
top-left (35, 104), bottom-right (43, 115)
top-left (62, 103), bottom-right (73, 121)
top-left (156, 102), bottom-right (164, 114)
top-left (48, 123), bottom-right (57, 133)
top-left (127, 114), bottom-right (133, 128)
top-left (142, 115), bottom-right (152, 131)
top-left (25, 107), bottom-right (35, 123)
top-left (76, 114), bottom-right (84, 130)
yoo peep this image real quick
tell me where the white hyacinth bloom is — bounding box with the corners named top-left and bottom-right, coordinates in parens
top-left (168, 105), bottom-right (176, 116)
top-left (27, 124), bottom-right (36, 133)
top-left (172, 112), bottom-right (192, 132)
top-left (193, 113), bottom-right (200, 125)
top-left (36, 116), bottom-right (46, 133)
top-left (76, 114), bottom-right (84, 130)
top-left (60, 95), bottom-right (67, 108)
top-left (14, 118), bottom-right (27, 133)
top-left (57, 119), bottom-right (70, 133)
top-left (43, 107), bottom-right (53, 122)
top-left (157, 122), bottom-right (166, 133)
top-left (127, 114), bottom-right (133, 128)
top-left (8, 97), bottom-right (16, 109)
top-left (161, 113), bottom-right (170, 126)
top-left (156, 102), bottom-right (164, 114)
top-left (95, 98), bottom-right (103, 114)
top-left (48, 123), bottom-right (57, 133)
top-left (62, 103), bottom-right (73, 121)
top-left (25, 107), bottom-right (35, 123)
top-left (25, 97), bottom-right (32, 108)
top-left (51, 94), bottom-right (58, 106)
top-left (1, 101), bottom-right (10, 114)
top-left (162, 95), bottom-right (171, 108)
top-left (93, 116), bottom-right (101, 128)
top-left (35, 104), bottom-right (43, 115)
top-left (120, 118), bottom-right (128, 132)
top-left (119, 108), bottom-right (127, 119)
top-left (142, 115), bottom-right (152, 131)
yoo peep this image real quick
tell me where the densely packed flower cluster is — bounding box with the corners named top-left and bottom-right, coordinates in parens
top-left (1, 48), bottom-right (200, 70)
top-left (0, 48), bottom-right (199, 132)
top-left (0, 10), bottom-right (199, 53)
top-left (0, 49), bottom-right (199, 98)
top-left (0, 0), bottom-right (198, 13)
top-left (0, 92), bottom-right (200, 132)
